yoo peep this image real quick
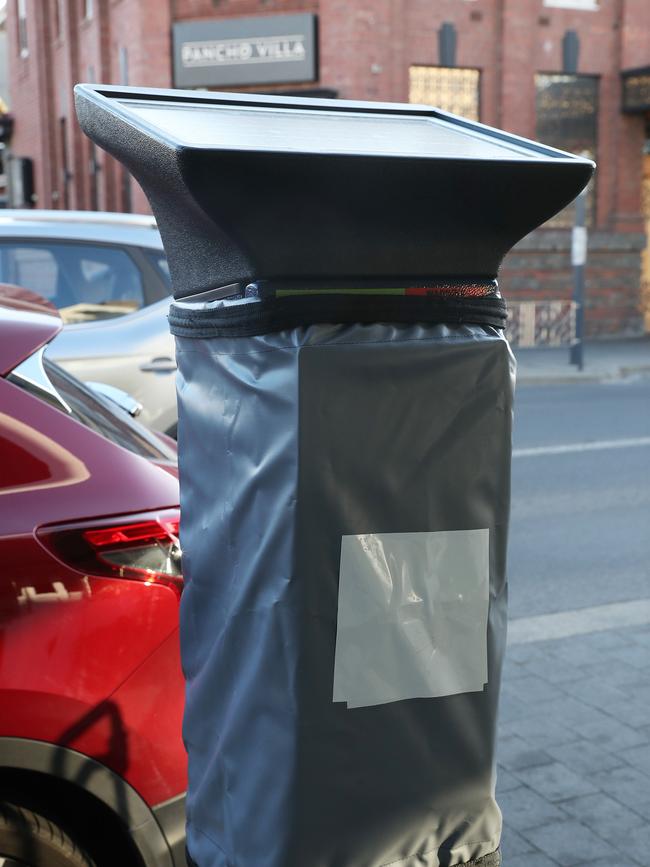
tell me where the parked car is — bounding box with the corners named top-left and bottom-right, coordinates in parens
top-left (0, 294), bottom-right (186, 867)
top-left (0, 210), bottom-right (177, 435)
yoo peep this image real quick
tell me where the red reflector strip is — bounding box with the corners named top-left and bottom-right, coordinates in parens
top-left (84, 519), bottom-right (179, 548)
top-left (404, 283), bottom-right (496, 298)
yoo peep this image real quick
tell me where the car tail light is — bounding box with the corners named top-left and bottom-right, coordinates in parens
top-left (37, 509), bottom-right (182, 594)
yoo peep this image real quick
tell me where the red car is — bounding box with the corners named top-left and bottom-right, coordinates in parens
top-left (0, 293), bottom-right (186, 867)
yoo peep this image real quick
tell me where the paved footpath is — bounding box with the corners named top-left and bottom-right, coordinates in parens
top-left (498, 615), bottom-right (650, 866)
top-left (514, 337), bottom-right (650, 385)
top-left (497, 357), bottom-right (650, 865)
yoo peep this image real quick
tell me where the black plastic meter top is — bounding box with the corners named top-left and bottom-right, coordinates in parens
top-left (74, 84), bottom-right (594, 305)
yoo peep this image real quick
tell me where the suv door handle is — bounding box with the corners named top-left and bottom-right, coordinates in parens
top-left (139, 356), bottom-right (177, 373)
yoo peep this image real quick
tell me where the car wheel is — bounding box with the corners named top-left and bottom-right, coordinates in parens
top-left (0, 802), bottom-right (95, 867)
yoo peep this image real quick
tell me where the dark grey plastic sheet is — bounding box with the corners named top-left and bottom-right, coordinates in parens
top-left (175, 320), bottom-right (515, 867)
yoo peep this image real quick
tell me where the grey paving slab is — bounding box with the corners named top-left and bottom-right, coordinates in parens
top-left (617, 742), bottom-right (650, 775)
top-left (585, 861), bottom-right (641, 867)
top-left (499, 715), bottom-right (578, 750)
top-left (498, 734), bottom-right (554, 772)
top-left (537, 695), bottom-right (610, 730)
top-left (597, 696), bottom-right (649, 729)
top-left (513, 762), bottom-right (599, 803)
top-left (626, 626), bottom-right (650, 648)
top-left (506, 644), bottom-right (548, 665)
top-left (611, 643), bottom-right (650, 670)
top-left (616, 823), bottom-right (650, 864)
top-left (560, 676), bottom-right (630, 712)
top-left (579, 658), bottom-right (647, 689)
top-left (559, 792), bottom-right (647, 842)
top-left (502, 674), bottom-right (563, 706)
top-left (499, 693), bottom-right (535, 725)
top-left (498, 785), bottom-right (567, 831)
top-left (500, 826), bottom-right (536, 859)
top-left (520, 655), bottom-right (585, 685)
top-left (574, 630), bottom-right (633, 652)
top-left (575, 714), bottom-right (649, 751)
top-left (496, 765), bottom-right (522, 793)
top-left (547, 741), bottom-right (623, 776)
top-left (635, 723), bottom-right (650, 742)
top-left (588, 765), bottom-right (650, 820)
top-left (522, 820), bottom-right (617, 866)
top-left (535, 637), bottom-right (609, 668)
top-left (507, 855), bottom-right (559, 867)
top-left (624, 683), bottom-right (650, 705)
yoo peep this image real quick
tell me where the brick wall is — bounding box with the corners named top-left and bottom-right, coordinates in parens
top-left (6, 0), bottom-right (650, 335)
top-left (501, 231), bottom-right (646, 337)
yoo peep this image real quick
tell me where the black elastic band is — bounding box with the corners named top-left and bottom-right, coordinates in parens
top-left (169, 294), bottom-right (507, 338)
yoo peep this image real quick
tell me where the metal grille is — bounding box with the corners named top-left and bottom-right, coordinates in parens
top-left (409, 66), bottom-right (480, 121)
top-left (535, 74), bottom-right (598, 228)
top-left (507, 300), bottom-right (577, 347)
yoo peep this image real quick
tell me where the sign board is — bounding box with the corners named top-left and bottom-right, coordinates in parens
top-left (571, 225), bottom-right (588, 266)
top-left (172, 14), bottom-right (317, 89)
top-left (622, 67), bottom-right (650, 114)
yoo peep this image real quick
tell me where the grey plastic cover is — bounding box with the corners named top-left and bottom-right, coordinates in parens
top-left (176, 320), bottom-right (514, 867)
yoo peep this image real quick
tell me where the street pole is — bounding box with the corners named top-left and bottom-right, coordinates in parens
top-left (570, 188), bottom-right (588, 370)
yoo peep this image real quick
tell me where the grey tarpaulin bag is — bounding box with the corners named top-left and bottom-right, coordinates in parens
top-left (74, 85), bottom-right (594, 867)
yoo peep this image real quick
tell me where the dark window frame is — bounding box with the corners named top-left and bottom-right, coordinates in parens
top-left (535, 71), bottom-right (599, 228)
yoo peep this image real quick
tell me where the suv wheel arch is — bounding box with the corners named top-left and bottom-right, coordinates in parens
top-left (0, 737), bottom-right (174, 867)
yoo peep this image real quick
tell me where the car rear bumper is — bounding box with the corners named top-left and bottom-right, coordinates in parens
top-left (154, 792), bottom-right (187, 867)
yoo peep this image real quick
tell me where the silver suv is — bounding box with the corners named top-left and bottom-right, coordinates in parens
top-left (0, 210), bottom-right (177, 435)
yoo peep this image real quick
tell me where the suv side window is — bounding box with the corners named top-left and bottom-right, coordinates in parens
top-left (0, 241), bottom-right (145, 323)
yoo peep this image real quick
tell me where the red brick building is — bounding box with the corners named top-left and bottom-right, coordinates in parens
top-left (6, 0), bottom-right (650, 335)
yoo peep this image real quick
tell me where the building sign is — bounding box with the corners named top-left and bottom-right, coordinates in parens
top-left (173, 14), bottom-right (317, 89)
top-left (622, 67), bottom-right (650, 114)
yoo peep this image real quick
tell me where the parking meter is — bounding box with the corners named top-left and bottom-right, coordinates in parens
top-left (75, 84), bottom-right (593, 867)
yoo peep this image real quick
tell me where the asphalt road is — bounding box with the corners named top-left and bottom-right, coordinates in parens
top-left (508, 377), bottom-right (650, 620)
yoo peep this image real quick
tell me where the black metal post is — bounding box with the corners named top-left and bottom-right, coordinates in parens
top-left (570, 189), bottom-right (587, 370)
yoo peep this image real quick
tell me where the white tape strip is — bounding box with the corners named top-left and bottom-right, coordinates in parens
top-left (333, 529), bottom-right (490, 709)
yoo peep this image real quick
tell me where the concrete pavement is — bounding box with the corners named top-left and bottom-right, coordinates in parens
top-left (513, 337), bottom-right (650, 385)
top-left (498, 622), bottom-right (650, 866)
top-left (499, 376), bottom-right (650, 865)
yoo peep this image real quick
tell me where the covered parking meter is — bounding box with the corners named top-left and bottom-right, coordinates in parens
top-left (75, 85), bottom-right (593, 867)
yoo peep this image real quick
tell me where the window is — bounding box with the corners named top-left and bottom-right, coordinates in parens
top-left (17, 0), bottom-right (28, 57)
top-left (142, 248), bottom-right (171, 288)
top-left (409, 66), bottom-right (480, 121)
top-left (43, 359), bottom-right (169, 460)
top-left (0, 242), bottom-right (145, 322)
top-left (535, 73), bottom-right (598, 227)
top-left (9, 353), bottom-right (171, 461)
top-left (83, 0), bottom-right (92, 19)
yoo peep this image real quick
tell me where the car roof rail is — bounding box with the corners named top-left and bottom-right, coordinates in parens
top-left (0, 209), bottom-right (158, 230)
